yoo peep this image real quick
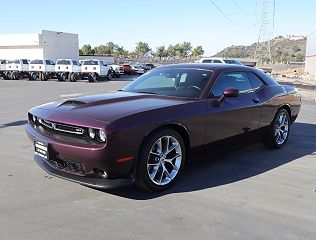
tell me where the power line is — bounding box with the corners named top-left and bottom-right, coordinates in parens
top-left (209, 0), bottom-right (241, 28)
top-left (232, 0), bottom-right (251, 16)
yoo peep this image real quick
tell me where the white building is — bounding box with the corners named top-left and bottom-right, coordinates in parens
top-left (305, 30), bottom-right (316, 79)
top-left (0, 30), bottom-right (79, 61)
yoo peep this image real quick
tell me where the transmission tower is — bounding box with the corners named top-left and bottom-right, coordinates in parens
top-left (255, 0), bottom-right (275, 62)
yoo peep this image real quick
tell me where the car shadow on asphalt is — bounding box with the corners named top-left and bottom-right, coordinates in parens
top-left (102, 122), bottom-right (316, 199)
top-left (0, 120), bottom-right (28, 129)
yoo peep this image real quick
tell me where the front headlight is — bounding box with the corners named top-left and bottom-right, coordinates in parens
top-left (98, 130), bottom-right (107, 142)
top-left (88, 128), bottom-right (96, 139)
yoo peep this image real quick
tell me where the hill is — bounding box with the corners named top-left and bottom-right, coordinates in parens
top-left (214, 35), bottom-right (306, 62)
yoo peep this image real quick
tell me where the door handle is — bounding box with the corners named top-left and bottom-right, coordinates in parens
top-left (252, 98), bottom-right (260, 103)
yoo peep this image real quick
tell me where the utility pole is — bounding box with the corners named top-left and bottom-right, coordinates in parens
top-left (255, 0), bottom-right (275, 63)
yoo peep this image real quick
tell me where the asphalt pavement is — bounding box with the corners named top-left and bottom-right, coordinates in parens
top-left (0, 78), bottom-right (315, 240)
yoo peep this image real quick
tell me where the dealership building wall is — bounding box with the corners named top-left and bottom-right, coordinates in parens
top-left (305, 30), bottom-right (316, 79)
top-left (0, 30), bottom-right (79, 61)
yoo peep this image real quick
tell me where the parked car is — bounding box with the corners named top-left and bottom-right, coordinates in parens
top-left (4, 59), bottom-right (30, 80)
top-left (25, 63), bottom-right (301, 192)
top-left (140, 63), bottom-right (155, 72)
top-left (120, 64), bottom-right (133, 75)
top-left (197, 57), bottom-right (243, 65)
top-left (81, 59), bottom-right (114, 82)
top-left (29, 59), bottom-right (56, 81)
top-left (110, 64), bottom-right (124, 77)
top-left (55, 59), bottom-right (82, 82)
top-left (131, 65), bottom-right (145, 75)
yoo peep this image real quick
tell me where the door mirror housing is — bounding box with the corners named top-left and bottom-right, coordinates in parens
top-left (223, 88), bottom-right (239, 97)
top-left (212, 88), bottom-right (240, 107)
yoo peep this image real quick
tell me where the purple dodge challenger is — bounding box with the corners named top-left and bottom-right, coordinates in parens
top-left (26, 64), bottom-right (301, 191)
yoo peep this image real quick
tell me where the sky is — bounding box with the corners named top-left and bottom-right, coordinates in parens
top-left (0, 0), bottom-right (315, 55)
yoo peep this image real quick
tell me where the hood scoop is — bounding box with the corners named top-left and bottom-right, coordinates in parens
top-left (59, 99), bottom-right (87, 107)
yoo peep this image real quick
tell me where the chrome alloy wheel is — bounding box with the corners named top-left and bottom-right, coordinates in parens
top-left (147, 136), bottom-right (182, 186)
top-left (274, 112), bottom-right (289, 145)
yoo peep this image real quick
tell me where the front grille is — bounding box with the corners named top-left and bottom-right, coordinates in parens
top-left (48, 157), bottom-right (86, 175)
top-left (36, 117), bottom-right (84, 136)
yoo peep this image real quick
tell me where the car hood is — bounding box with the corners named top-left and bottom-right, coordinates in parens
top-left (37, 91), bottom-right (191, 123)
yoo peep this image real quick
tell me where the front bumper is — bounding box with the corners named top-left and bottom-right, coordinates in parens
top-left (34, 154), bottom-right (134, 189)
top-left (26, 122), bottom-right (135, 189)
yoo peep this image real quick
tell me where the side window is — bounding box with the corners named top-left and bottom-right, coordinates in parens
top-left (202, 59), bottom-right (212, 63)
top-left (212, 60), bottom-right (222, 63)
top-left (211, 72), bottom-right (253, 97)
top-left (246, 72), bottom-right (265, 91)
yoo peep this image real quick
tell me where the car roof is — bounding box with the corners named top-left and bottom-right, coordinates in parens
top-left (156, 63), bottom-right (254, 72)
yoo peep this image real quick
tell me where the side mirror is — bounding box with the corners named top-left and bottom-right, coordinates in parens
top-left (212, 88), bottom-right (239, 107)
top-left (223, 88), bottom-right (239, 98)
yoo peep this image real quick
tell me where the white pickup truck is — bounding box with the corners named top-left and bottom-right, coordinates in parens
top-left (55, 59), bottom-right (82, 82)
top-left (4, 59), bottom-right (30, 80)
top-left (0, 60), bottom-right (5, 79)
top-left (29, 59), bottom-right (56, 81)
top-left (81, 59), bottom-right (114, 82)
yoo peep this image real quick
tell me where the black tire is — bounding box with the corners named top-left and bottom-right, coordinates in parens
top-left (42, 73), bottom-right (48, 81)
top-left (263, 109), bottom-right (291, 149)
top-left (39, 73), bottom-right (43, 81)
top-left (3, 72), bottom-right (10, 80)
top-left (29, 72), bottom-right (37, 81)
top-left (11, 72), bottom-right (18, 80)
top-left (72, 73), bottom-right (78, 82)
top-left (107, 69), bottom-right (113, 80)
top-left (135, 129), bottom-right (186, 192)
top-left (60, 72), bottom-right (68, 82)
top-left (88, 73), bottom-right (97, 82)
top-left (68, 73), bottom-right (74, 82)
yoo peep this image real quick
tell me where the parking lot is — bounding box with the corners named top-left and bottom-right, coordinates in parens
top-left (0, 78), bottom-right (315, 240)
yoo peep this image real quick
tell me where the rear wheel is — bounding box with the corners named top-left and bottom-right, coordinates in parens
top-left (264, 109), bottom-right (290, 149)
top-left (42, 73), bottom-right (48, 81)
top-left (72, 73), bottom-right (78, 82)
top-left (60, 72), bottom-right (68, 82)
top-left (29, 72), bottom-right (37, 81)
top-left (11, 72), bottom-right (18, 80)
top-left (88, 73), bottom-right (97, 82)
top-left (68, 73), bottom-right (74, 82)
top-left (136, 129), bottom-right (186, 191)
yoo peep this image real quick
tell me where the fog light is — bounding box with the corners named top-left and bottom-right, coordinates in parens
top-left (88, 128), bottom-right (96, 139)
top-left (98, 130), bottom-right (107, 142)
top-left (93, 168), bottom-right (108, 178)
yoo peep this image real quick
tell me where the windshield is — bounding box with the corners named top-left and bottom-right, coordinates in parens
top-left (123, 68), bottom-right (212, 98)
top-left (82, 60), bottom-right (98, 65)
top-left (30, 60), bottom-right (43, 64)
top-left (223, 59), bottom-right (243, 65)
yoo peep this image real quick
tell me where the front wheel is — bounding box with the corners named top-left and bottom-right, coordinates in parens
top-left (264, 109), bottom-right (290, 149)
top-left (107, 70), bottom-right (113, 80)
top-left (136, 129), bottom-right (186, 191)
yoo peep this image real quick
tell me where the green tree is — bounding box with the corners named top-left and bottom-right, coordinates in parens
top-left (134, 42), bottom-right (151, 56)
top-left (81, 44), bottom-right (95, 55)
top-left (155, 45), bottom-right (167, 59)
top-left (167, 44), bottom-right (177, 56)
top-left (178, 42), bottom-right (192, 57)
top-left (191, 46), bottom-right (204, 57)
